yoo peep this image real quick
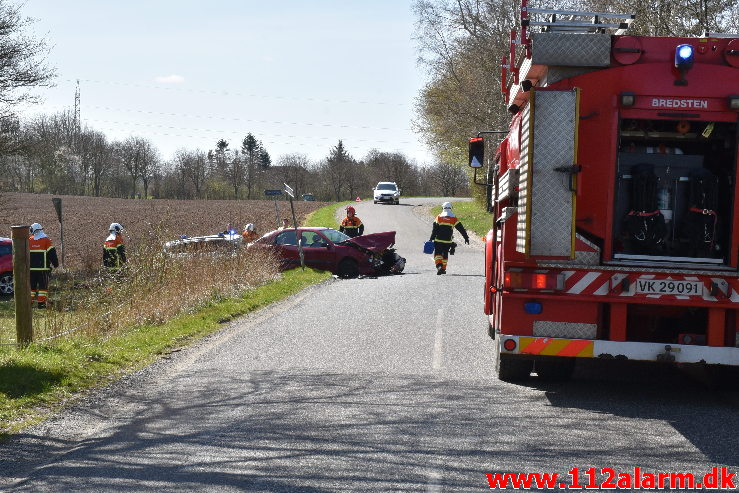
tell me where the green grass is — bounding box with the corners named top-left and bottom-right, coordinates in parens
top-left (0, 206), bottom-right (346, 437)
top-left (303, 200), bottom-right (353, 228)
top-left (0, 267), bottom-right (331, 436)
top-left (431, 200), bottom-right (493, 238)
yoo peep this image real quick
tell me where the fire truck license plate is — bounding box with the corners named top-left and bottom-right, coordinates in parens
top-left (635, 279), bottom-right (703, 296)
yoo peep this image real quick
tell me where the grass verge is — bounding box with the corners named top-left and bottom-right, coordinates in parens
top-left (0, 267), bottom-right (330, 437)
top-left (303, 200), bottom-right (353, 228)
top-left (0, 213), bottom-right (340, 437)
top-left (431, 200), bottom-right (493, 238)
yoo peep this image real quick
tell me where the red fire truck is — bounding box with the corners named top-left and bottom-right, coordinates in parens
top-left (471, 1), bottom-right (739, 382)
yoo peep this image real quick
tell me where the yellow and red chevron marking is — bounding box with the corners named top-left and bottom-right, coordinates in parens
top-left (519, 337), bottom-right (594, 357)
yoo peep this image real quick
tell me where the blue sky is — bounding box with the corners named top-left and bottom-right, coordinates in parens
top-left (19, 1), bottom-right (432, 165)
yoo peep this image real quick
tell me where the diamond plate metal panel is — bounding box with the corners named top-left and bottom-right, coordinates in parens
top-left (516, 105), bottom-right (532, 253)
top-left (534, 321), bottom-right (597, 339)
top-left (531, 33), bottom-right (611, 67)
top-left (529, 90), bottom-right (577, 256)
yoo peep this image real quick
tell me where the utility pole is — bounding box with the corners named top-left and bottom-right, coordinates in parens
top-left (12, 225), bottom-right (32, 345)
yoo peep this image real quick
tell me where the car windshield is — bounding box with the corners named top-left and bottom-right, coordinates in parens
top-left (377, 184), bottom-right (396, 191)
top-left (321, 228), bottom-right (350, 243)
top-left (0, 244), bottom-right (10, 256)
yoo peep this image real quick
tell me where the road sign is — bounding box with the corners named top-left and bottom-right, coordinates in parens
top-left (283, 183), bottom-right (294, 198)
top-left (264, 189), bottom-right (282, 196)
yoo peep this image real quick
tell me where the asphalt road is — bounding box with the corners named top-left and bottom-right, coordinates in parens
top-left (2, 197), bottom-right (739, 492)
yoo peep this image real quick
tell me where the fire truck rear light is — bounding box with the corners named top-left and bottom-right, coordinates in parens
top-left (620, 91), bottom-right (635, 107)
top-left (503, 339), bottom-right (517, 351)
top-left (504, 271), bottom-right (563, 291)
top-left (729, 95), bottom-right (739, 110)
top-left (524, 302), bottom-right (543, 314)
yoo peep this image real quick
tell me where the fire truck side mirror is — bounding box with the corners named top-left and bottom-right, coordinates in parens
top-left (468, 137), bottom-right (484, 168)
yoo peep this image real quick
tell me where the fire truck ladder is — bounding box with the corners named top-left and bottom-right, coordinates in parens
top-left (502, 1), bottom-right (636, 99)
top-left (523, 7), bottom-right (635, 35)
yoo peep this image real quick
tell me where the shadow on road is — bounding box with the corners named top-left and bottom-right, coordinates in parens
top-left (524, 359), bottom-right (739, 467)
top-left (3, 366), bottom-right (736, 491)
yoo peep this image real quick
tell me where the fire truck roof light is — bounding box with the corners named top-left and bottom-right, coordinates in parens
top-left (729, 95), bottom-right (739, 110)
top-left (675, 44), bottom-right (694, 69)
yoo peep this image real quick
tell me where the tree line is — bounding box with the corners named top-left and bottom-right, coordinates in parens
top-left (0, 108), bottom-right (469, 201)
top-left (0, 0), bottom-right (468, 202)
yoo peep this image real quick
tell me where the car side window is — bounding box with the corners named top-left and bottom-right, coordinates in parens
top-left (275, 230), bottom-right (297, 246)
top-left (302, 232), bottom-right (327, 248)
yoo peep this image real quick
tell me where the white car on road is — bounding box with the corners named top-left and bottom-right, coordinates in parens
top-left (373, 182), bottom-right (401, 205)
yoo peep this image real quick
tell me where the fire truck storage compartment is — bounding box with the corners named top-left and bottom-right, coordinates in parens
top-left (622, 304), bottom-right (717, 345)
top-left (613, 119), bottom-right (737, 265)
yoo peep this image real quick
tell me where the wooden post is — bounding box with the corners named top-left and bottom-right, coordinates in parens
top-left (11, 225), bottom-right (32, 345)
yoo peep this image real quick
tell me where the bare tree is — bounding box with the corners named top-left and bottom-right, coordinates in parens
top-left (275, 153), bottom-right (311, 196)
top-left (0, 1), bottom-right (55, 131)
top-left (176, 149), bottom-right (208, 199)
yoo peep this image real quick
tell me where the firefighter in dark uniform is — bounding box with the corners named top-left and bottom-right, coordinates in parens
top-left (29, 223), bottom-right (59, 308)
top-left (430, 202), bottom-right (469, 275)
top-left (339, 206), bottom-right (364, 238)
top-left (103, 222), bottom-right (127, 271)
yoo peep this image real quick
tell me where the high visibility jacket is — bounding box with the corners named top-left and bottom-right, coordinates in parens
top-left (29, 236), bottom-right (59, 271)
top-left (339, 216), bottom-right (364, 237)
top-left (430, 215), bottom-right (469, 244)
top-left (103, 234), bottom-right (127, 269)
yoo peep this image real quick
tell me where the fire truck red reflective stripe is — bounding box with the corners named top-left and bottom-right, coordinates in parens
top-left (520, 337), bottom-right (551, 354)
top-left (557, 339), bottom-right (593, 357)
top-left (519, 337), bottom-right (594, 357)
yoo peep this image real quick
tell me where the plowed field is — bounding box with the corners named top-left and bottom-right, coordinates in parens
top-left (0, 193), bottom-right (326, 271)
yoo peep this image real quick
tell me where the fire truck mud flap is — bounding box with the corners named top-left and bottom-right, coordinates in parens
top-left (499, 336), bottom-right (739, 366)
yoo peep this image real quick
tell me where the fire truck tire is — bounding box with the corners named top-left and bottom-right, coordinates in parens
top-left (534, 357), bottom-right (575, 382)
top-left (496, 349), bottom-right (533, 382)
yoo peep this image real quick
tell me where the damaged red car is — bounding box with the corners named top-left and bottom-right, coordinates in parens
top-left (250, 227), bottom-right (405, 278)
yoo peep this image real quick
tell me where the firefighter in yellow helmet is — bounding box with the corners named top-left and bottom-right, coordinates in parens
top-left (29, 223), bottom-right (59, 308)
top-left (103, 223), bottom-right (127, 271)
top-left (339, 206), bottom-right (364, 238)
top-left (429, 202), bottom-right (469, 275)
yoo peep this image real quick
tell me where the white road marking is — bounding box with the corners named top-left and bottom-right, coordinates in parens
top-left (433, 309), bottom-right (444, 370)
top-left (427, 470), bottom-right (443, 492)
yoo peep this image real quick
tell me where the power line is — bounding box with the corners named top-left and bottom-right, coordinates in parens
top-left (60, 77), bottom-right (411, 107)
top-left (82, 104), bottom-right (412, 132)
top-left (85, 118), bottom-right (416, 147)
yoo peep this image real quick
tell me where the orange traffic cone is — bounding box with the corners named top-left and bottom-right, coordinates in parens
top-left (355, 196), bottom-right (361, 202)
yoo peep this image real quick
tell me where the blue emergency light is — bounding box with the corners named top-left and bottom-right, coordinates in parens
top-left (524, 302), bottom-right (543, 315)
top-left (675, 44), bottom-right (694, 69)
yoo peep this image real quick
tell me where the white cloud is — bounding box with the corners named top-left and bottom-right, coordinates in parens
top-left (154, 74), bottom-right (185, 84)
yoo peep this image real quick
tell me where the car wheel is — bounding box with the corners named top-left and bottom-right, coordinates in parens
top-left (373, 200), bottom-right (377, 204)
top-left (0, 273), bottom-right (13, 295)
top-left (337, 258), bottom-right (359, 279)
